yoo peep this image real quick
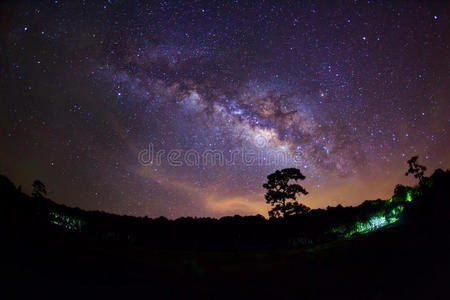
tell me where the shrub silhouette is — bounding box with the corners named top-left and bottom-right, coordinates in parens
top-left (32, 180), bottom-right (47, 198)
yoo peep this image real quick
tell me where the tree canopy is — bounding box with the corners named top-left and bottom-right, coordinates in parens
top-left (263, 168), bottom-right (310, 218)
top-left (405, 156), bottom-right (427, 184)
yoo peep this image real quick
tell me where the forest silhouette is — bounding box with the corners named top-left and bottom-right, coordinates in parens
top-left (1, 157), bottom-right (449, 248)
top-left (1, 157), bottom-right (449, 299)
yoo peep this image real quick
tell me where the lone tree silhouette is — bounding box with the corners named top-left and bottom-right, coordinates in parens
top-left (405, 156), bottom-right (427, 184)
top-left (32, 180), bottom-right (47, 198)
top-left (263, 168), bottom-right (310, 218)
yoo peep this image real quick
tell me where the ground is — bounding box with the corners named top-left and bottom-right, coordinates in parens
top-left (2, 221), bottom-right (448, 299)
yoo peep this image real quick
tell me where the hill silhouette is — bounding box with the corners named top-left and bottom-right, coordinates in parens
top-left (1, 168), bottom-right (449, 299)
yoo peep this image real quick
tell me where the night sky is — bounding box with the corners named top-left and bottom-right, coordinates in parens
top-left (1, 1), bottom-right (449, 218)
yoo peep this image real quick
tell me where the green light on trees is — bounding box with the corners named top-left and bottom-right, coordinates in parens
top-left (406, 190), bottom-right (412, 202)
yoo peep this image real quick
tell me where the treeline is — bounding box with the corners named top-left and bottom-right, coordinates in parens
top-left (1, 168), bottom-right (449, 250)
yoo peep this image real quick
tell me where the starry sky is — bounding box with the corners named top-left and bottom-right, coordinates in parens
top-left (1, 0), bottom-right (449, 218)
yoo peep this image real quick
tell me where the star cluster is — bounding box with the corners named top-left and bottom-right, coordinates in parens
top-left (1, 1), bottom-right (448, 218)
